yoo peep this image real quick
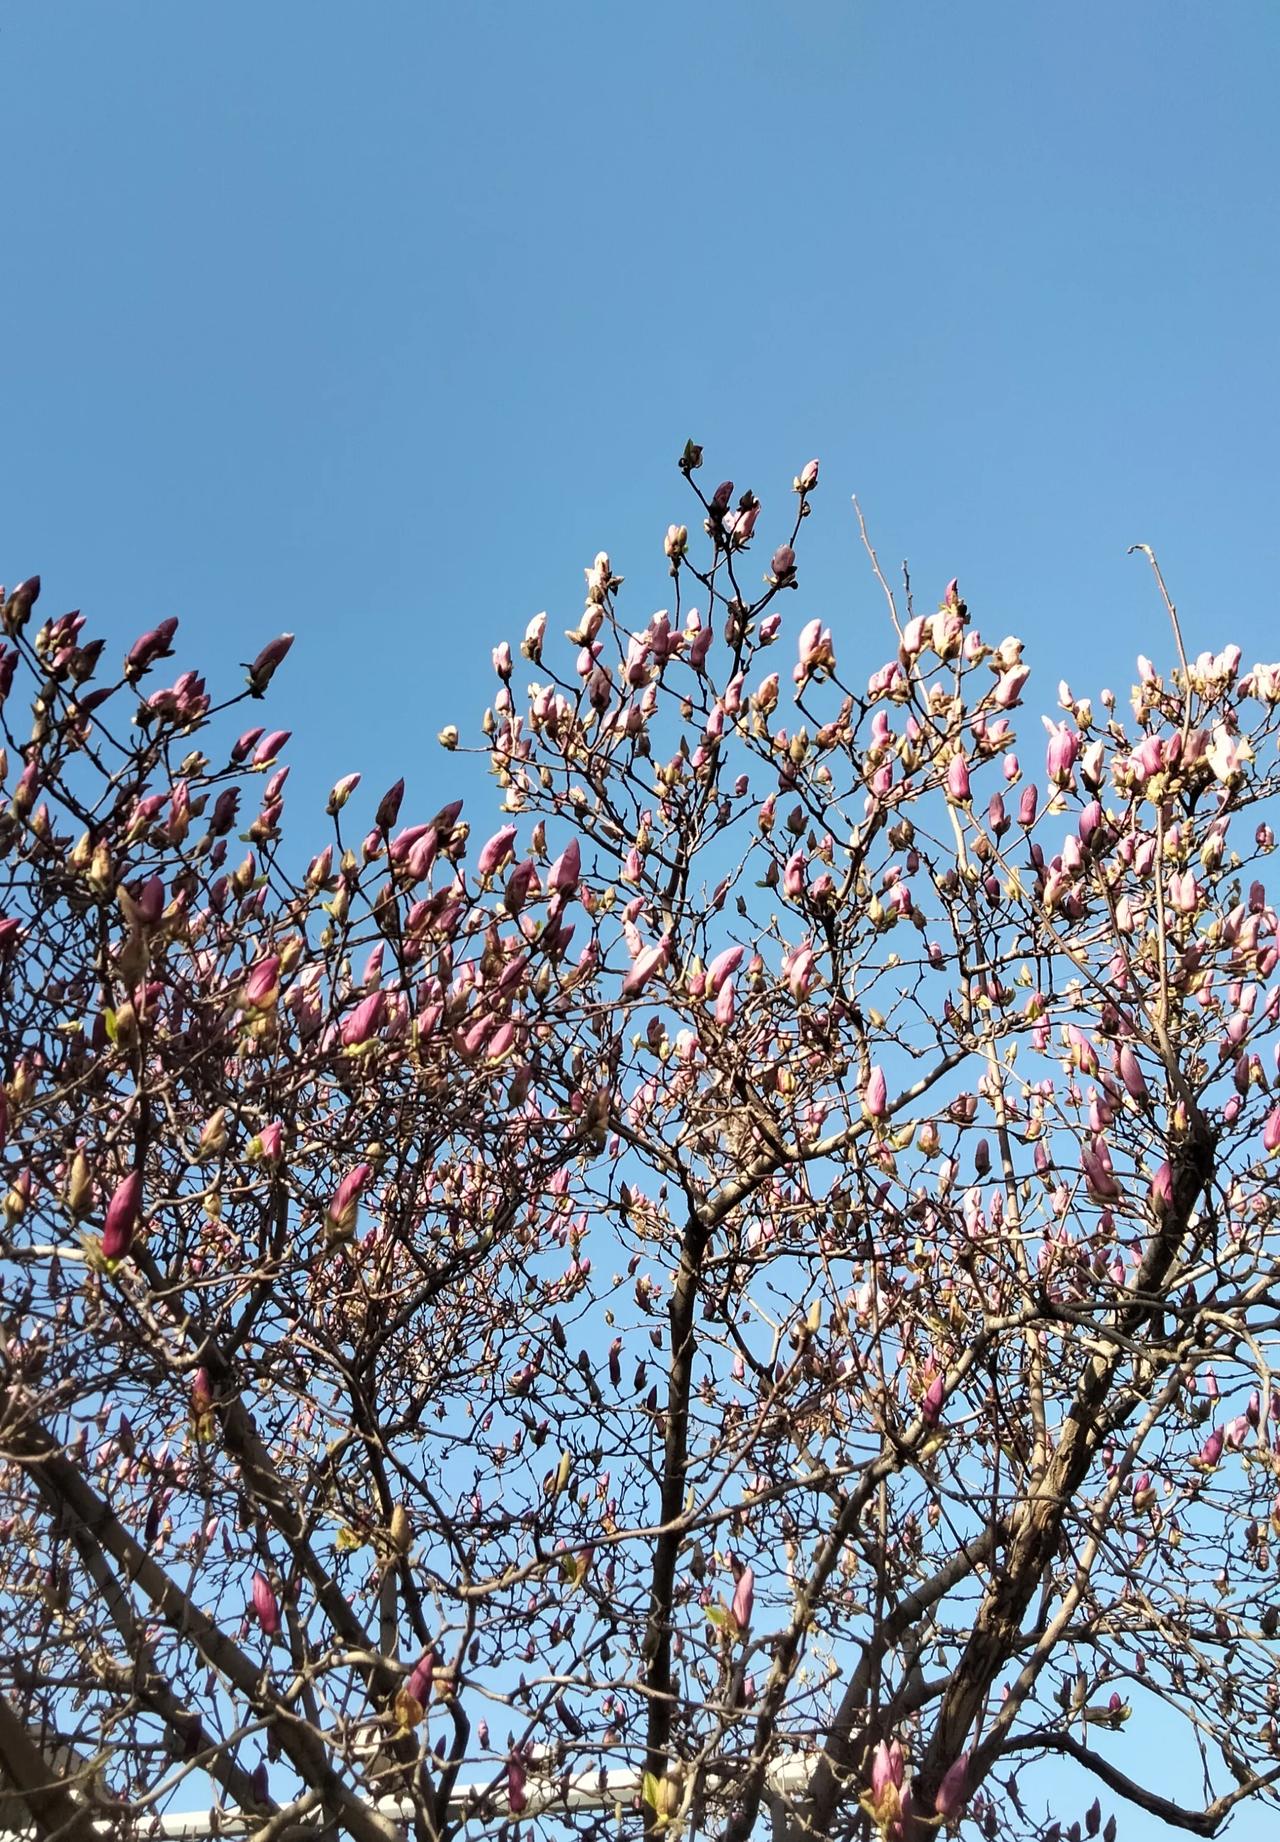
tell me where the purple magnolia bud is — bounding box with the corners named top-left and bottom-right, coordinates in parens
top-left (124, 617), bottom-right (179, 680)
top-left (731, 1565), bottom-right (755, 1631)
top-left (711, 480), bottom-right (734, 513)
top-left (1018, 784), bottom-right (1039, 827)
top-left (250, 1763), bottom-right (270, 1807)
top-left (252, 1571), bottom-right (280, 1635)
top-left (246, 634), bottom-right (294, 695)
top-left (548, 838), bottom-right (581, 894)
top-left (921, 1374), bottom-right (945, 1426)
top-left (375, 779), bottom-right (405, 832)
top-left (507, 1753), bottom-right (527, 1815)
top-left (770, 544), bottom-right (796, 586)
top-left (101, 1171), bottom-right (142, 1262)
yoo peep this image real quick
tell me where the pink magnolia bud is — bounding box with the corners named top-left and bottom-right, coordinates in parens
top-left (622, 938), bottom-right (670, 999)
top-left (101, 1171), bottom-right (142, 1262)
top-left (921, 1374), bottom-right (945, 1426)
top-left (1264, 1105), bottom-right (1280, 1155)
top-left (246, 634), bottom-right (294, 695)
top-left (795, 458), bottom-right (819, 492)
top-left (251, 730), bottom-right (290, 767)
top-left (327, 1164), bottom-right (373, 1238)
top-left (407, 1651), bottom-right (435, 1704)
top-left (492, 641), bottom-right (513, 680)
top-left (1197, 1425), bottom-right (1224, 1469)
top-left (935, 1753), bottom-right (969, 1820)
top-left (1045, 721), bottom-right (1078, 787)
top-left (244, 955), bottom-right (281, 1010)
top-left (946, 754), bottom-right (972, 803)
top-left (252, 1571), bottom-right (280, 1635)
top-left (254, 1122), bottom-right (284, 1165)
top-left (863, 1066), bottom-right (889, 1120)
top-left (714, 978), bottom-right (736, 1026)
top-left (993, 663), bottom-right (1030, 707)
top-left (476, 824), bottom-right (518, 879)
top-left (706, 945), bottom-right (745, 994)
top-left (1018, 784), bottom-right (1039, 826)
top-left (341, 991), bottom-right (386, 1047)
top-left (731, 1565), bottom-right (755, 1631)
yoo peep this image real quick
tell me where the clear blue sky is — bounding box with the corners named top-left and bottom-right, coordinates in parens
top-left (6, 4), bottom-right (1280, 1834)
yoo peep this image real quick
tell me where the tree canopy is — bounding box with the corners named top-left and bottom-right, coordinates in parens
top-left (4, 451), bottom-right (1280, 1842)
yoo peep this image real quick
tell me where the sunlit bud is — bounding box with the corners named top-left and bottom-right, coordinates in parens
top-left (196, 1109), bottom-right (228, 1162)
top-left (64, 1149), bottom-right (93, 1217)
top-left (101, 1171), bottom-right (142, 1262)
top-left (993, 663), bottom-right (1030, 707)
top-left (326, 773), bottom-right (361, 815)
top-left (664, 524), bottom-right (689, 561)
top-left (863, 1066), bottom-right (888, 1120)
top-left (795, 458), bottom-right (820, 492)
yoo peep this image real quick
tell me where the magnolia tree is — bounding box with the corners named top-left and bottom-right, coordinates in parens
top-left (4, 454), bottom-right (1280, 1842)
